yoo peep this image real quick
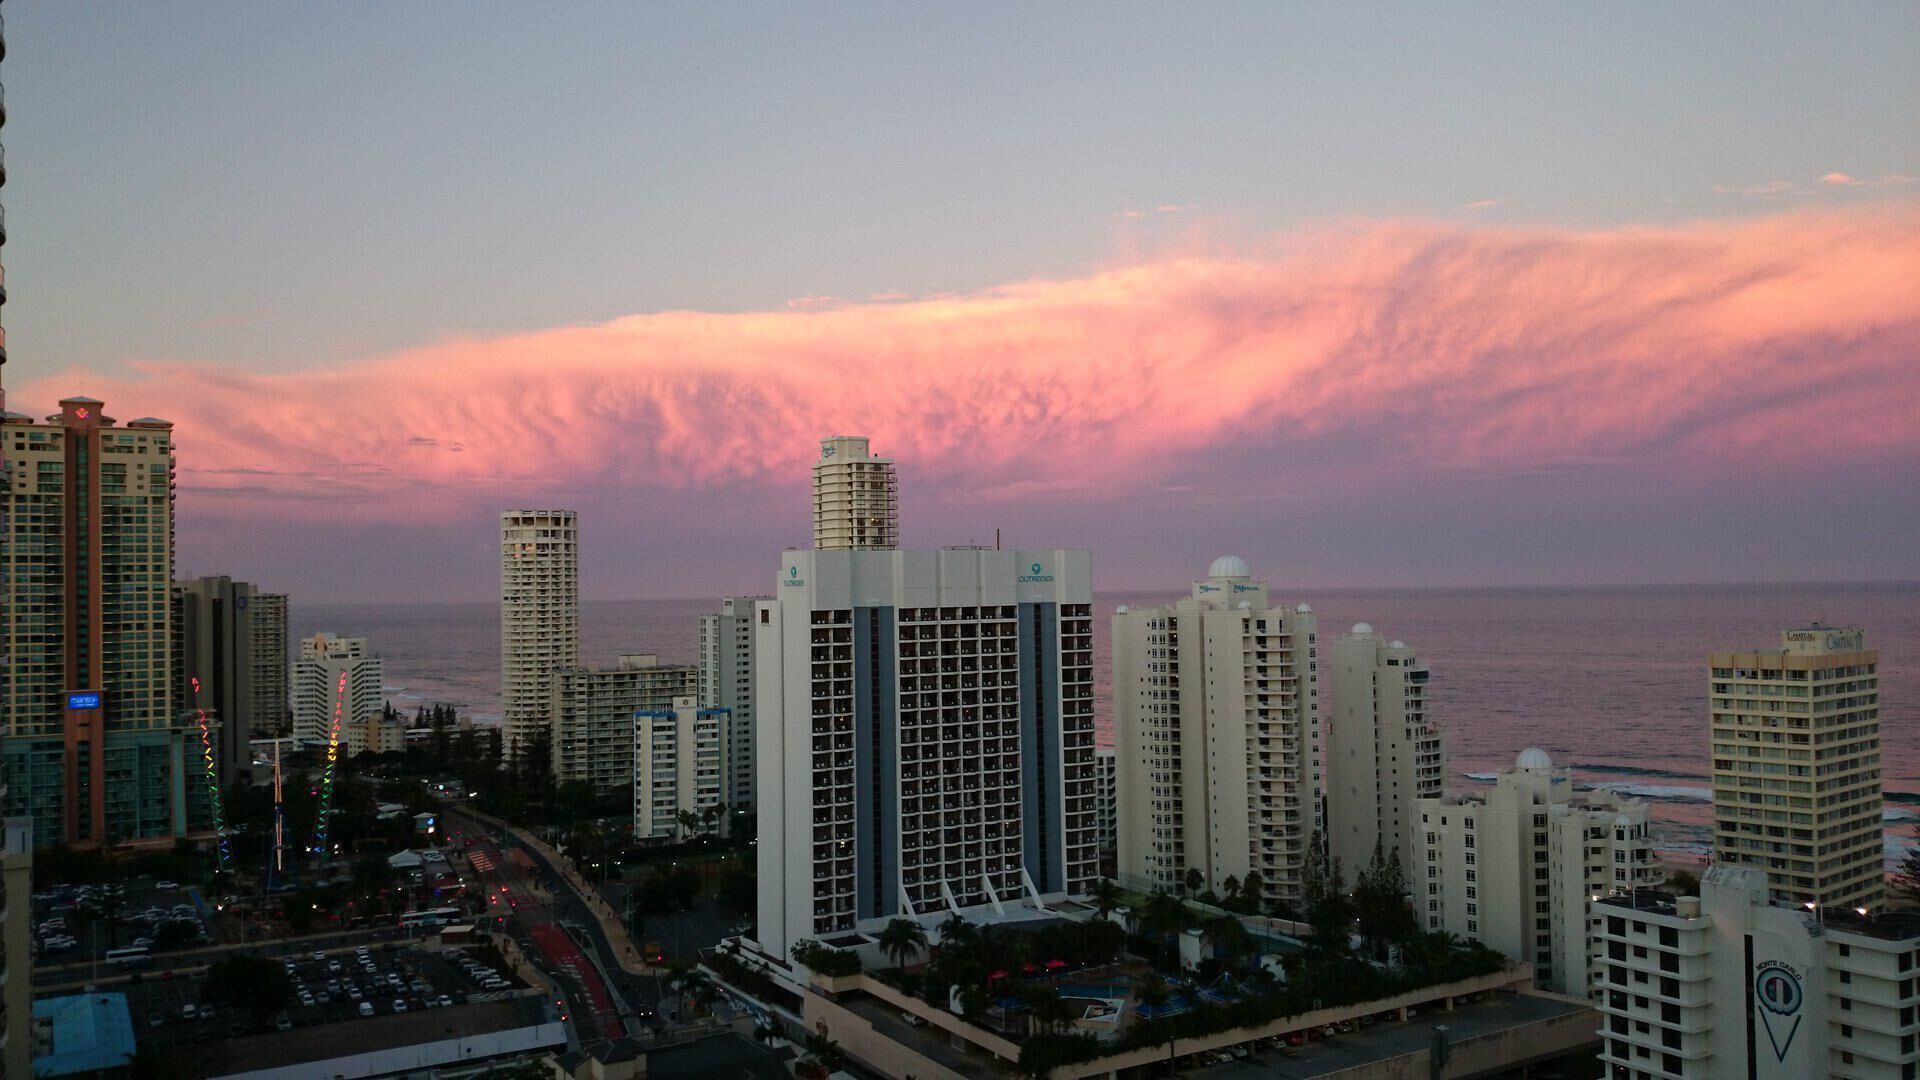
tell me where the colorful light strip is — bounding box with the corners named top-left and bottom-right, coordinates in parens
top-left (190, 677), bottom-right (233, 871)
top-left (310, 669), bottom-right (348, 858)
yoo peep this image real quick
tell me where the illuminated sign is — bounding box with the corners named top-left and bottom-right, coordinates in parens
top-left (1018, 561), bottom-right (1055, 584)
top-left (66, 692), bottom-right (103, 710)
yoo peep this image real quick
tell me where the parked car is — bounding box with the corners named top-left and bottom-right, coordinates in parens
top-left (357, 1001), bottom-right (374, 1018)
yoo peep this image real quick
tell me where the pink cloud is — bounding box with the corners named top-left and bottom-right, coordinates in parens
top-left (18, 205), bottom-right (1920, 523)
top-left (1822, 172), bottom-right (1916, 188)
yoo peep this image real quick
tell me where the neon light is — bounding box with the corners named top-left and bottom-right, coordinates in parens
top-left (190, 677), bottom-right (233, 872)
top-left (311, 669), bottom-right (348, 859)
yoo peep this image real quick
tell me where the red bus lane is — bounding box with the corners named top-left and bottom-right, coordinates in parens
top-left (459, 829), bottom-right (620, 1039)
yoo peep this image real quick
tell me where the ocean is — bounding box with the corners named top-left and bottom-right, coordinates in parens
top-left (297, 581), bottom-right (1919, 867)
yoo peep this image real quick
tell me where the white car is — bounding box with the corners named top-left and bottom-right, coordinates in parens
top-left (391, 999), bottom-right (408, 1013)
top-left (156, 880), bottom-right (180, 891)
top-left (357, 1001), bottom-right (374, 1018)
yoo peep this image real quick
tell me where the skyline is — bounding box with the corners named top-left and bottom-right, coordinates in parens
top-left (5, 4), bottom-right (1918, 602)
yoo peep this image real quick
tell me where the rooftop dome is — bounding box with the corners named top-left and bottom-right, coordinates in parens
top-left (1208, 554), bottom-right (1251, 579)
top-left (1389, 640), bottom-right (1406, 649)
top-left (1352, 622), bottom-right (1373, 635)
top-left (1516, 747), bottom-right (1553, 771)
top-left (1296, 603), bottom-right (1312, 613)
top-left (1115, 605), bottom-right (1129, 614)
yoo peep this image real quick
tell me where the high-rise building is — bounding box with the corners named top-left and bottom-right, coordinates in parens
top-left (1, 398), bottom-right (208, 849)
top-left (171, 575), bottom-right (273, 785)
top-left (812, 436), bottom-right (897, 550)
top-left (1415, 748), bottom-right (1661, 996)
top-left (1711, 625), bottom-right (1883, 909)
top-left (1, 818), bottom-right (30, 1080)
top-left (1327, 625), bottom-right (1444, 874)
top-left (699, 596), bottom-right (772, 810)
top-left (1593, 866), bottom-right (1919, 1079)
top-left (1112, 556), bottom-right (1321, 907)
top-left (634, 696), bottom-right (729, 840)
top-left (291, 633), bottom-right (383, 750)
top-left (1093, 744), bottom-right (1118, 859)
top-left (500, 510), bottom-right (579, 763)
top-left (246, 591), bottom-right (290, 737)
top-left (754, 547), bottom-right (1098, 957)
top-left (549, 655), bottom-right (696, 790)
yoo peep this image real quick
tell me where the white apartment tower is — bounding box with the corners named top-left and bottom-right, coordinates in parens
top-left (1711, 625), bottom-right (1883, 910)
top-left (699, 596), bottom-right (774, 809)
top-left (549, 655), bottom-right (696, 790)
top-left (501, 510), bottom-right (579, 762)
top-left (1093, 744), bottom-right (1118, 859)
top-left (1113, 556), bottom-right (1321, 907)
top-left (1327, 626), bottom-right (1444, 874)
top-left (1593, 866), bottom-right (1919, 1079)
top-left (634, 696), bottom-right (729, 840)
top-left (1415, 748), bottom-right (1661, 996)
top-left (754, 547), bottom-right (1099, 958)
top-left (291, 633), bottom-right (383, 750)
top-left (812, 436), bottom-right (897, 551)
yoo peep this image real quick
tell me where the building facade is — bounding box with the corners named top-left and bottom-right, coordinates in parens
top-left (1, 815), bottom-right (29, 1080)
top-left (699, 596), bottom-right (772, 810)
top-left (246, 591), bottom-right (289, 737)
top-left (1, 398), bottom-right (208, 849)
top-left (1415, 748), bottom-right (1661, 996)
top-left (291, 633), bottom-right (383, 750)
top-left (812, 436), bottom-right (897, 551)
top-left (634, 697), bottom-right (729, 840)
top-left (1593, 866), bottom-right (1920, 1080)
top-left (1327, 625), bottom-right (1443, 874)
top-left (1094, 744), bottom-right (1118, 860)
top-left (754, 547), bottom-right (1098, 958)
top-left (501, 510), bottom-right (579, 763)
top-left (171, 575), bottom-right (272, 785)
top-left (1112, 556), bottom-right (1321, 907)
top-left (549, 655), bottom-right (696, 790)
top-left (1711, 625), bottom-right (1884, 910)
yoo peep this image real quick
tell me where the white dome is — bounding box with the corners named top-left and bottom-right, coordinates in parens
top-left (1389, 640), bottom-right (1406, 650)
top-left (1115, 605), bottom-right (1129, 613)
top-left (1208, 554), bottom-right (1251, 579)
top-left (1296, 603), bottom-right (1312, 613)
top-left (1614, 815), bottom-right (1632, 827)
top-left (1237, 601), bottom-right (1251, 609)
top-left (1351, 622), bottom-right (1373, 635)
top-left (1516, 747), bottom-right (1553, 771)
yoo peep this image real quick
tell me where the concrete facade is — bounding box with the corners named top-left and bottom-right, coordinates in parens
top-left (1415, 749), bottom-right (1661, 996)
top-left (1113, 556), bottom-right (1321, 906)
top-left (291, 633), bottom-right (383, 750)
top-left (549, 655), bottom-right (696, 791)
top-left (171, 575), bottom-right (273, 785)
top-left (0, 817), bottom-right (29, 1080)
top-left (1593, 866), bottom-right (1920, 1079)
top-left (1327, 626), bottom-right (1443, 875)
top-left (1711, 625), bottom-right (1884, 909)
top-left (753, 547), bottom-right (1098, 958)
top-left (633, 696), bottom-right (729, 840)
top-left (501, 510), bottom-right (579, 763)
top-left (246, 591), bottom-right (290, 737)
top-left (812, 436), bottom-right (897, 551)
top-left (699, 596), bottom-right (773, 810)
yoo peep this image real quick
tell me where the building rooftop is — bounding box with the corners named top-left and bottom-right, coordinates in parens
top-left (33, 993), bottom-right (137, 1077)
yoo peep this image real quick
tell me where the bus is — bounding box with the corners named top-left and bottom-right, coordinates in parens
top-left (399, 907), bottom-right (462, 929)
top-left (105, 945), bottom-right (151, 966)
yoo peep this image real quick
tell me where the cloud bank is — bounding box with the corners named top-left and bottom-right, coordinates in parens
top-left (18, 205), bottom-right (1920, 529)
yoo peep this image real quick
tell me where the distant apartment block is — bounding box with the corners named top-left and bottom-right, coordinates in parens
top-left (247, 591), bottom-right (290, 737)
top-left (501, 510), bottom-right (579, 763)
top-left (549, 655), bottom-right (696, 790)
top-left (634, 697), bottom-right (729, 840)
top-left (699, 596), bottom-right (772, 810)
top-left (1327, 625), bottom-right (1444, 874)
top-left (812, 436), bottom-right (897, 550)
top-left (292, 633), bottom-right (383, 751)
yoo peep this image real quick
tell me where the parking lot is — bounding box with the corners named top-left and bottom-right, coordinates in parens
top-left (32, 879), bottom-right (214, 966)
top-left (122, 942), bottom-right (527, 1048)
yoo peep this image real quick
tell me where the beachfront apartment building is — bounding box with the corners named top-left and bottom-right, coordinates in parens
top-left (1415, 748), bottom-right (1661, 996)
top-left (1112, 556), bottom-right (1322, 908)
top-left (549, 655), bottom-right (696, 791)
top-left (699, 596), bottom-right (773, 810)
top-left (291, 633), bottom-right (383, 751)
top-left (1327, 625), bottom-right (1444, 874)
top-left (812, 436), bottom-right (897, 551)
top-left (1711, 625), bottom-right (1884, 910)
top-left (633, 696), bottom-right (729, 840)
top-left (501, 510), bottom-right (579, 763)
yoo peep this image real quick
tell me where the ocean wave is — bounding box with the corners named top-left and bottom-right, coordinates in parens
top-left (1464, 772), bottom-right (1497, 781)
top-left (1582, 762), bottom-right (1709, 783)
top-left (1591, 782), bottom-right (1712, 803)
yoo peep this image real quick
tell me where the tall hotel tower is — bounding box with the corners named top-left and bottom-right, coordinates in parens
top-left (1326, 626), bottom-right (1443, 873)
top-left (1113, 557), bottom-right (1321, 907)
top-left (754, 547), bottom-right (1099, 957)
top-left (500, 510), bottom-right (579, 762)
top-left (1710, 625), bottom-right (1883, 909)
top-left (812, 436), bottom-right (897, 550)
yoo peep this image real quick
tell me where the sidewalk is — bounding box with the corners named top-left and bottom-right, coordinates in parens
top-left (445, 805), bottom-right (653, 977)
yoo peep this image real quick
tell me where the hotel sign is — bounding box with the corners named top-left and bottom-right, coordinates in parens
top-left (66, 691), bottom-right (103, 710)
top-left (1018, 562), bottom-right (1054, 584)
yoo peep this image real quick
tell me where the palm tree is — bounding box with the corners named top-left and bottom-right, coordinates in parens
top-left (1182, 867), bottom-right (1204, 896)
top-left (1089, 877), bottom-right (1123, 921)
top-left (1221, 874), bottom-right (1242, 909)
top-left (1026, 985), bottom-right (1074, 1035)
top-left (877, 917), bottom-right (929, 972)
top-left (1207, 914), bottom-right (1255, 972)
top-left (1141, 890), bottom-right (1188, 948)
top-left (936, 914), bottom-right (976, 954)
top-left (1240, 869), bottom-right (1266, 914)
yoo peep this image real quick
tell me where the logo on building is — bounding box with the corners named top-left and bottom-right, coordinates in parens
top-left (783, 565), bottom-right (805, 587)
top-left (1018, 561), bottom-right (1054, 584)
top-left (1754, 960), bottom-right (1804, 1061)
top-left (65, 691), bottom-right (103, 710)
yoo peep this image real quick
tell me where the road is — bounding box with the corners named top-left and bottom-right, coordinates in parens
top-left (442, 813), bottom-right (627, 1041)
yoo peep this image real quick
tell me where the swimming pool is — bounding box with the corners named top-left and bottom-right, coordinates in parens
top-left (1058, 983), bottom-right (1131, 1000)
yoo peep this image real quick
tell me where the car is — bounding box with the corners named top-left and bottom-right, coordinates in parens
top-left (358, 1001), bottom-right (374, 1018)
top-left (133, 937), bottom-right (153, 949)
top-left (297, 991), bottom-right (314, 1006)
top-left (391, 999), bottom-right (407, 1013)
top-left (160, 970), bottom-right (175, 981)
top-left (328, 960), bottom-right (342, 972)
top-left (348, 987), bottom-right (363, 1001)
top-left (181, 1004), bottom-right (199, 1021)
top-left (313, 950), bottom-right (326, 961)
top-left (148, 1014), bottom-right (165, 1029)
top-left (157, 880), bottom-right (180, 891)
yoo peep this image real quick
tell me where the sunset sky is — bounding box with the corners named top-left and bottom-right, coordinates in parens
top-left (7, 3), bottom-right (1917, 601)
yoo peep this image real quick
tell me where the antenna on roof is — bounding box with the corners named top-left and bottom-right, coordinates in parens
top-left (995, 528), bottom-right (1001, 550)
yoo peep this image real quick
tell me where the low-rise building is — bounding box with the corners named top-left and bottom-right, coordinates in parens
top-left (634, 697), bottom-right (729, 840)
top-left (1415, 748), bottom-right (1660, 996)
top-left (1593, 865), bottom-right (1920, 1079)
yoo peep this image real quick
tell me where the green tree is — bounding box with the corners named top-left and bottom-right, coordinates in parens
top-left (1306, 854), bottom-right (1353, 956)
top-left (1353, 842), bottom-right (1418, 955)
top-left (877, 917), bottom-right (929, 972)
top-left (1239, 869), bottom-right (1267, 915)
top-left (1182, 867), bottom-right (1204, 896)
top-left (1895, 844), bottom-right (1920, 907)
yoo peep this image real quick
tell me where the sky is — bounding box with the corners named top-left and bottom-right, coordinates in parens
top-left (4, 2), bottom-right (1918, 602)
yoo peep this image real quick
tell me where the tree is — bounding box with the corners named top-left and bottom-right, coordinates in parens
top-left (1140, 889), bottom-right (1187, 947)
top-left (1353, 842), bottom-right (1418, 955)
top-left (1239, 869), bottom-right (1267, 915)
top-left (1895, 844), bottom-right (1920, 907)
top-left (1667, 868), bottom-right (1701, 898)
top-left (1221, 874), bottom-right (1242, 910)
top-left (937, 913), bottom-right (976, 953)
top-left (1089, 877), bottom-right (1123, 921)
top-left (203, 955), bottom-right (293, 1023)
top-left (1026, 985), bottom-right (1074, 1034)
top-left (675, 810), bottom-right (702, 840)
top-left (877, 917), bottom-right (929, 972)
top-left (1306, 855), bottom-right (1353, 956)
top-left (1206, 914), bottom-right (1256, 972)
top-left (1182, 867), bottom-right (1204, 896)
